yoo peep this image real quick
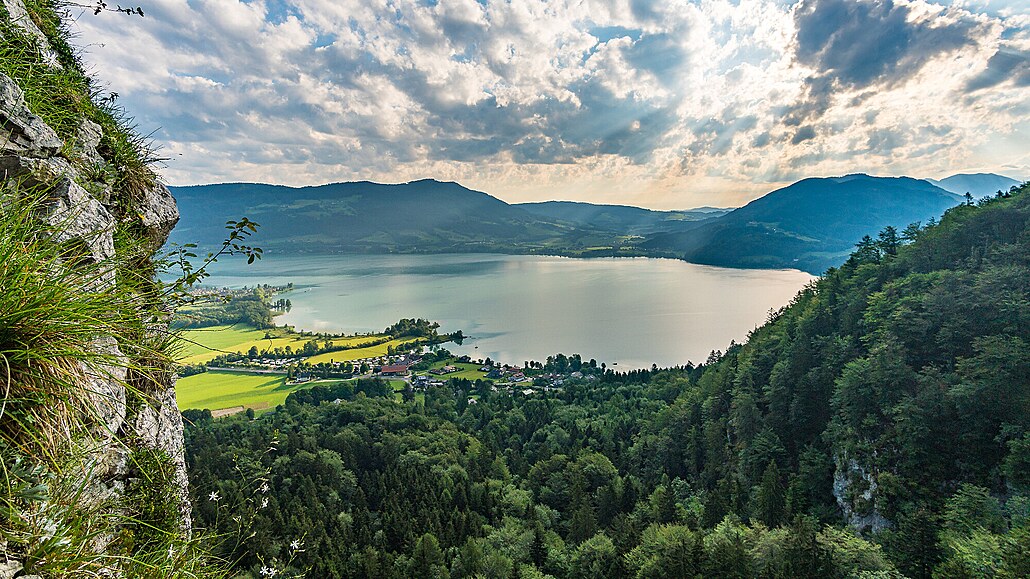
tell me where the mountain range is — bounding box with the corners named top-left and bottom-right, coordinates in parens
top-left (169, 172), bottom-right (1021, 274)
top-left (641, 174), bottom-right (966, 273)
top-left (515, 201), bottom-right (730, 236)
top-left (928, 173), bottom-right (1021, 198)
top-left (170, 180), bottom-right (615, 255)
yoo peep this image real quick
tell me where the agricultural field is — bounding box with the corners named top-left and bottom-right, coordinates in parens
top-left (304, 337), bottom-right (417, 364)
top-left (176, 325), bottom-right (313, 365)
top-left (176, 370), bottom-right (415, 413)
top-left (175, 325), bottom-right (392, 365)
top-left (176, 370), bottom-right (298, 412)
top-left (417, 360), bottom-right (489, 381)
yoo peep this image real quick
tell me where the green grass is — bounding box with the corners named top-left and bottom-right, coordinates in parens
top-left (175, 371), bottom-right (298, 411)
top-left (304, 337), bottom-right (414, 364)
top-left (176, 325), bottom-right (271, 360)
top-left (417, 361), bottom-right (489, 381)
top-left (393, 383), bottom-right (424, 405)
top-left (176, 372), bottom-right (414, 412)
top-left (176, 325), bottom-right (398, 365)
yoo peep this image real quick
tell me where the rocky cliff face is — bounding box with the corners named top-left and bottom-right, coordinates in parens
top-left (0, 0), bottom-right (191, 571)
top-left (832, 456), bottom-right (892, 534)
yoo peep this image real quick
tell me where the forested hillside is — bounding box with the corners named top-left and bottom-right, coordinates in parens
top-left (170, 180), bottom-right (617, 255)
top-left (184, 184), bottom-right (1029, 578)
top-left (516, 201), bottom-right (729, 235)
top-left (643, 174), bottom-right (963, 273)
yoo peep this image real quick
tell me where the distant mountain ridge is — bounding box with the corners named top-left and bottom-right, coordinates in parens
top-left (642, 174), bottom-right (965, 273)
top-left (515, 201), bottom-right (730, 235)
top-left (928, 173), bottom-right (1021, 198)
top-left (169, 179), bottom-right (619, 255)
top-left (170, 172), bottom-right (1021, 274)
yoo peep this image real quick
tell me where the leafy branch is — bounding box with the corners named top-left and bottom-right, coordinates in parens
top-left (65, 1), bottom-right (145, 17)
top-left (160, 217), bottom-right (262, 305)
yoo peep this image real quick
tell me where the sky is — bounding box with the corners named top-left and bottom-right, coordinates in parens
top-left (73, 0), bottom-right (1029, 209)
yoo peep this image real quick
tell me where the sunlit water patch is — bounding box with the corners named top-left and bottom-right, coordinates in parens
top-left (198, 253), bottom-right (814, 370)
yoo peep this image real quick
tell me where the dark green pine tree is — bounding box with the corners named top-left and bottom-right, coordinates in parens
top-left (656, 474), bottom-right (678, 524)
top-left (570, 504), bottom-right (598, 544)
top-left (753, 461), bottom-right (785, 527)
top-left (530, 523), bottom-right (547, 568)
top-left (886, 507), bottom-right (943, 579)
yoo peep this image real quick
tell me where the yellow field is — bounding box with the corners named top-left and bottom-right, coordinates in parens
top-left (176, 325), bottom-right (390, 365)
top-left (304, 337), bottom-right (416, 364)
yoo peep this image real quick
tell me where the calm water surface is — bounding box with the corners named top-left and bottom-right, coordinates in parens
top-left (200, 253), bottom-right (814, 370)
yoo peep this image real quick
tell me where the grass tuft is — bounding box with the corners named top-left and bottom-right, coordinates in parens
top-left (0, 182), bottom-right (227, 578)
top-left (0, 0), bottom-right (159, 206)
top-left (0, 187), bottom-right (128, 462)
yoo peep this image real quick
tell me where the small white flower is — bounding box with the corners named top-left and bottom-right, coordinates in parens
top-left (260, 497), bottom-right (269, 509)
top-left (208, 491), bottom-right (220, 502)
top-left (260, 482), bottom-right (270, 494)
top-left (259, 566), bottom-right (277, 577)
top-left (167, 545), bottom-right (175, 559)
top-left (290, 539), bottom-right (303, 551)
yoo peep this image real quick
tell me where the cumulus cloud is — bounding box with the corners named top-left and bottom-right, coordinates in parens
top-left (786, 0), bottom-right (987, 129)
top-left (71, 0), bottom-right (1028, 208)
top-left (965, 45), bottom-right (1030, 91)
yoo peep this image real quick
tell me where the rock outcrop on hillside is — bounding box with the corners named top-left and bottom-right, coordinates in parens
top-left (0, 0), bottom-right (191, 570)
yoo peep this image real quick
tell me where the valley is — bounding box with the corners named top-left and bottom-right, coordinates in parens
top-left (183, 184), bottom-right (1030, 578)
top-left (4, 0), bottom-right (1027, 577)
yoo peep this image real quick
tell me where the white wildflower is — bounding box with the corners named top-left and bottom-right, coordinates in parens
top-left (208, 490), bottom-right (220, 502)
top-left (259, 566), bottom-right (277, 577)
top-left (290, 539), bottom-right (303, 551)
top-left (260, 497), bottom-right (269, 509)
top-left (260, 482), bottom-right (270, 494)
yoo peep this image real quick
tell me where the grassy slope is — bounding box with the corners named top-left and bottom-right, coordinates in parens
top-left (176, 372), bottom-right (414, 412)
top-left (175, 372), bottom-right (291, 411)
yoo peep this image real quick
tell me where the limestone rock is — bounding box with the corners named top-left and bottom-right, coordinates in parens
top-left (833, 457), bottom-right (892, 534)
top-left (0, 559), bottom-right (23, 579)
top-left (84, 337), bottom-right (128, 437)
top-left (43, 177), bottom-right (116, 265)
top-left (0, 154), bottom-right (74, 186)
top-left (74, 119), bottom-right (105, 167)
top-left (132, 383), bottom-right (193, 530)
top-left (138, 183), bottom-right (180, 248)
top-left (0, 73), bottom-right (62, 157)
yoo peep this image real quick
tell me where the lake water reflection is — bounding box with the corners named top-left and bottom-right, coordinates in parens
top-left (200, 253), bottom-right (814, 370)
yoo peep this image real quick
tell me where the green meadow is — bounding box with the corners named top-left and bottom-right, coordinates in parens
top-left (175, 325), bottom-right (444, 413)
top-left (175, 370), bottom-right (298, 412)
top-left (176, 325), bottom-right (401, 365)
top-left (176, 325), bottom-right (313, 365)
top-left (304, 337), bottom-right (416, 364)
top-left (417, 361), bottom-right (489, 381)
top-left (176, 370), bottom-right (414, 413)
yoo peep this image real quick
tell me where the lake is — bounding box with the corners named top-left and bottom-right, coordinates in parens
top-left (198, 253), bottom-right (814, 370)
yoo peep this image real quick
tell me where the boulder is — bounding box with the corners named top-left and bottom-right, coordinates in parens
top-left (0, 73), bottom-right (62, 157)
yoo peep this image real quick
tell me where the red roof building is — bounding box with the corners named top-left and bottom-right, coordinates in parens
top-left (380, 364), bottom-right (410, 375)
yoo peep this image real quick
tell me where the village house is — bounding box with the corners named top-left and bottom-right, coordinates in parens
top-left (379, 363), bottom-right (411, 376)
